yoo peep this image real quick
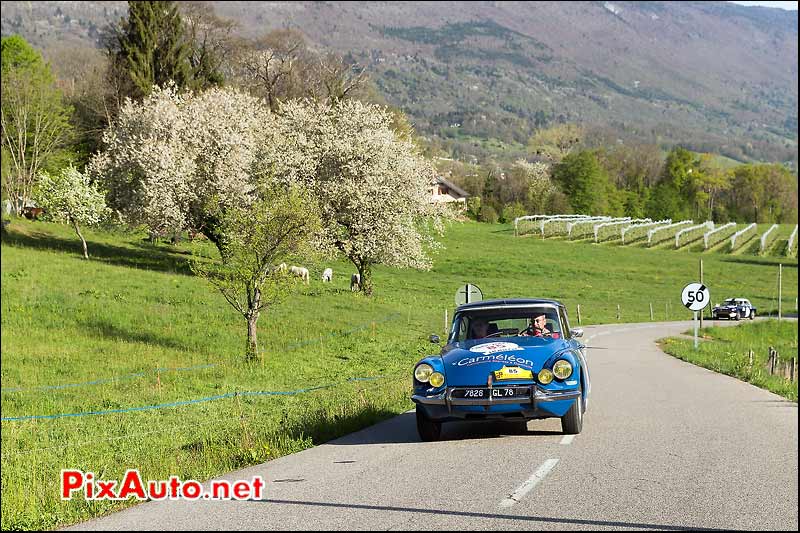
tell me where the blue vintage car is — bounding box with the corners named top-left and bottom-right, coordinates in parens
top-left (412, 299), bottom-right (590, 441)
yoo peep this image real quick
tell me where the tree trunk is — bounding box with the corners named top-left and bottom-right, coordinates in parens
top-left (357, 262), bottom-right (373, 296)
top-left (72, 218), bottom-right (89, 259)
top-left (204, 225), bottom-right (226, 257)
top-left (246, 313), bottom-right (259, 361)
top-left (194, 211), bottom-right (229, 259)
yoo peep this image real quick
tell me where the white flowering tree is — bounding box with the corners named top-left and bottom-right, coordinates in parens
top-left (270, 99), bottom-right (447, 295)
top-left (36, 166), bottom-right (109, 259)
top-left (89, 87), bottom-right (446, 295)
top-left (513, 159), bottom-right (556, 214)
top-left (87, 85), bottom-right (271, 253)
top-left (192, 185), bottom-right (321, 361)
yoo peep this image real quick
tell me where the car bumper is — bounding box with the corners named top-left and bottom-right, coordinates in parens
top-left (412, 385), bottom-right (580, 421)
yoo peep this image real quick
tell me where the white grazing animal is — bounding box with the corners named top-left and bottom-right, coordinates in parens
top-left (290, 265), bottom-right (310, 284)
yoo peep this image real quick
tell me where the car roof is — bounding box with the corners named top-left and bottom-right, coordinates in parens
top-left (456, 298), bottom-right (564, 312)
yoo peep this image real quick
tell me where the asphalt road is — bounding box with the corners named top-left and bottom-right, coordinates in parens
top-left (68, 320), bottom-right (798, 531)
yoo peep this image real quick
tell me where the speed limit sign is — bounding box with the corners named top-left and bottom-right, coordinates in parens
top-left (681, 283), bottom-right (710, 311)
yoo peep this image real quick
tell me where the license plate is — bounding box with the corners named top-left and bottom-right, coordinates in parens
top-left (452, 387), bottom-right (530, 399)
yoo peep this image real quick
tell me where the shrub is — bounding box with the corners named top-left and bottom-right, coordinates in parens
top-left (502, 202), bottom-right (527, 224)
top-left (479, 205), bottom-right (499, 223)
top-left (466, 197), bottom-right (481, 220)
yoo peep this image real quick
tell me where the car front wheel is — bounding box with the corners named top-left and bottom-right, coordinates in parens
top-left (416, 406), bottom-right (442, 442)
top-left (750, 310), bottom-right (756, 320)
top-left (561, 385), bottom-right (584, 435)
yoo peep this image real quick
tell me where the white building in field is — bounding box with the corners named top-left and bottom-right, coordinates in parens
top-left (430, 176), bottom-right (469, 208)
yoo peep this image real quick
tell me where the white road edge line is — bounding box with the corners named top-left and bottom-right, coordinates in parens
top-left (560, 435), bottom-right (575, 445)
top-left (499, 458), bottom-right (559, 509)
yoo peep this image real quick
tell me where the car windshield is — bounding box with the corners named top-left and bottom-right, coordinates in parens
top-left (723, 299), bottom-right (736, 305)
top-left (450, 307), bottom-right (564, 342)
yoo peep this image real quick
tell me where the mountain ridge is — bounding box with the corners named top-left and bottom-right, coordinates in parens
top-left (1, 1), bottom-right (797, 165)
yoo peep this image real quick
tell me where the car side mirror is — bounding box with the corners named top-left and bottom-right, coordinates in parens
top-left (571, 329), bottom-right (584, 338)
top-left (429, 334), bottom-right (440, 344)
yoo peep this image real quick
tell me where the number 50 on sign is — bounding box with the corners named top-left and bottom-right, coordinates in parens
top-left (681, 283), bottom-right (710, 311)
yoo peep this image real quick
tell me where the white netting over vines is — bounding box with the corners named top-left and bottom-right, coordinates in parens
top-left (674, 221), bottom-right (714, 248)
top-left (758, 224), bottom-right (779, 253)
top-left (594, 218), bottom-right (650, 242)
top-left (702, 222), bottom-right (736, 249)
top-left (514, 214), bottom-right (591, 236)
top-left (730, 223), bottom-right (757, 250)
top-left (786, 225), bottom-right (798, 256)
top-left (647, 220), bottom-right (693, 246)
top-left (567, 217), bottom-right (621, 239)
top-left (620, 219), bottom-right (671, 244)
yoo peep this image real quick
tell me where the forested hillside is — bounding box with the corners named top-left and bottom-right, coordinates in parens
top-left (2, 1), bottom-right (797, 166)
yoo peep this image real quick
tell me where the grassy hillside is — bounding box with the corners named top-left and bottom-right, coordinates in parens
top-left (1, 218), bottom-right (798, 529)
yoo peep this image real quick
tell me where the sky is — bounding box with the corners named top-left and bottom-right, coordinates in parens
top-left (728, 1), bottom-right (798, 9)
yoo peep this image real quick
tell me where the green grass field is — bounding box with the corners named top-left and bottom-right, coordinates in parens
top-left (660, 320), bottom-right (798, 402)
top-left (1, 217), bottom-right (798, 529)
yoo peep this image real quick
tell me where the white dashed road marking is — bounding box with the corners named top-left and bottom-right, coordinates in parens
top-left (499, 458), bottom-right (559, 509)
top-left (560, 435), bottom-right (575, 445)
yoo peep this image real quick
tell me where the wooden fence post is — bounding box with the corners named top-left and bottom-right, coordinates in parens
top-left (748, 350), bottom-right (754, 368)
top-left (577, 304), bottom-right (582, 325)
top-left (650, 302), bottom-right (654, 321)
top-left (767, 348), bottom-right (773, 375)
top-left (793, 358), bottom-right (797, 383)
top-left (768, 347), bottom-right (781, 376)
top-left (617, 304), bottom-right (621, 321)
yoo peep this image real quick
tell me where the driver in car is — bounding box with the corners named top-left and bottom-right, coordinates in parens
top-left (520, 314), bottom-right (558, 338)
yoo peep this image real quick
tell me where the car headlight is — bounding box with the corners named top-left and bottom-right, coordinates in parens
top-left (414, 363), bottom-right (434, 383)
top-left (538, 368), bottom-right (553, 384)
top-left (553, 360), bottom-right (573, 380)
top-left (429, 372), bottom-right (445, 388)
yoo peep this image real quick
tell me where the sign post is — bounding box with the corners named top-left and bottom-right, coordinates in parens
top-left (681, 282), bottom-right (711, 350)
top-left (699, 259), bottom-right (704, 329)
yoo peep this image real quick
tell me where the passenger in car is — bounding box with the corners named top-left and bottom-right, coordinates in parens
top-left (470, 319), bottom-right (490, 339)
